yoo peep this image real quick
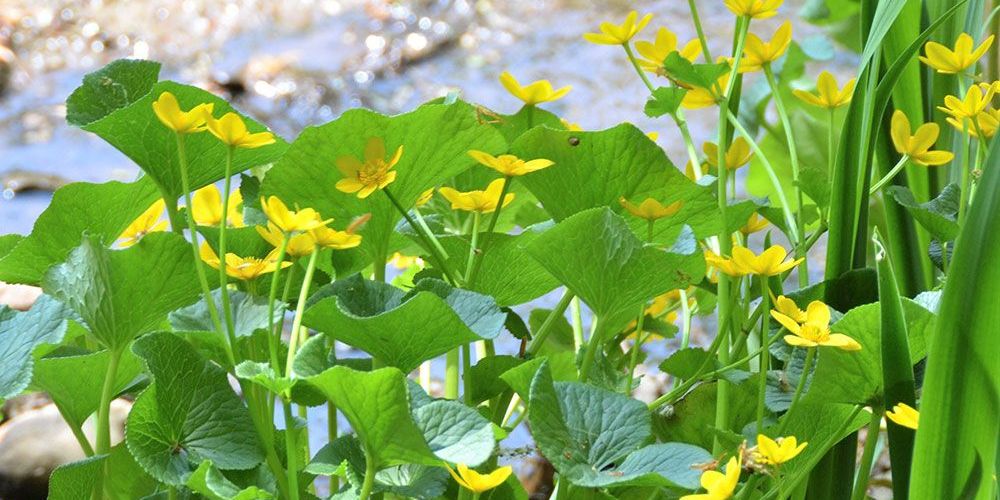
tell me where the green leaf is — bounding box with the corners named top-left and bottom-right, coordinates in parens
top-left (659, 347), bottom-right (719, 380)
top-left (773, 402), bottom-right (870, 483)
top-left (499, 352), bottom-right (577, 400)
top-left (653, 378), bottom-right (758, 450)
top-left (48, 455), bottom-right (103, 500)
top-left (234, 361), bottom-right (294, 397)
top-left (491, 105), bottom-right (565, 143)
top-left (887, 183), bottom-right (960, 241)
top-left (261, 100), bottom-right (505, 263)
top-left (0, 295), bottom-right (75, 399)
top-left (31, 348), bottom-right (143, 427)
top-left (804, 299), bottom-right (934, 406)
top-left (306, 436), bottom-right (448, 499)
top-left (569, 443), bottom-right (711, 490)
top-left (65, 59), bottom-right (161, 127)
top-left (0, 178), bottom-right (160, 284)
top-left (306, 435), bottom-right (365, 478)
top-left (127, 332), bottom-right (263, 485)
top-left (187, 460), bottom-right (274, 500)
top-left (408, 382), bottom-right (495, 466)
top-left (303, 275), bottom-right (504, 372)
top-left (438, 232), bottom-right (560, 306)
top-left (48, 445), bottom-right (156, 500)
top-left (466, 355), bottom-right (524, 405)
top-left (662, 53), bottom-right (729, 89)
top-left (43, 233), bottom-right (204, 350)
top-left (170, 289), bottom-right (276, 338)
top-left (524, 207), bottom-right (705, 321)
top-left (644, 87), bottom-right (687, 118)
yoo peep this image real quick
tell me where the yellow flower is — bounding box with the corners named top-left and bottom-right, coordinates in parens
top-left (468, 150), bottom-right (554, 177)
top-left (118, 199), bottom-right (168, 247)
top-left (886, 402), bottom-right (919, 430)
top-left (390, 252), bottom-right (423, 269)
top-left (647, 131), bottom-right (659, 141)
top-left (499, 71), bottom-right (571, 106)
top-left (919, 33), bottom-right (994, 74)
top-left (619, 197), bottom-right (683, 221)
top-left (200, 243), bottom-right (291, 281)
top-left (205, 111), bottom-right (276, 149)
top-left (335, 137), bottom-right (402, 198)
top-left (731, 245), bottom-right (802, 276)
top-left (705, 250), bottom-right (744, 278)
top-left (938, 84), bottom-right (998, 122)
top-left (445, 464), bottom-right (512, 494)
top-left (260, 196), bottom-right (328, 233)
top-left (192, 185), bottom-right (244, 227)
top-left (152, 92), bottom-right (213, 134)
top-left (773, 295), bottom-right (807, 323)
top-left (256, 222), bottom-right (316, 258)
top-left (310, 224), bottom-right (362, 250)
top-left (438, 179), bottom-right (515, 213)
top-left (793, 71), bottom-right (855, 109)
top-left (724, 0), bottom-right (783, 19)
top-left (635, 28), bottom-right (701, 73)
top-left (739, 22), bottom-right (793, 73)
top-left (754, 434), bottom-right (807, 465)
top-left (947, 107), bottom-right (1000, 138)
top-left (561, 119), bottom-right (583, 131)
top-left (740, 213), bottom-right (769, 235)
top-left (682, 67), bottom-right (729, 110)
top-left (703, 138), bottom-right (754, 171)
top-left (681, 456), bottom-right (741, 500)
top-left (771, 300), bottom-right (862, 351)
top-left (890, 111), bottom-right (954, 166)
top-left (583, 10), bottom-right (653, 45)
top-left (415, 188), bottom-right (434, 207)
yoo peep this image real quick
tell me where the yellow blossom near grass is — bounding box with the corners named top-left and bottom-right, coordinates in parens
top-left (335, 137), bottom-right (403, 198)
top-left (705, 250), bottom-right (744, 278)
top-left (468, 150), bottom-right (554, 176)
top-left (886, 402), bottom-right (920, 429)
top-left (681, 456), bottom-right (741, 500)
top-left (947, 107), bottom-right (999, 138)
top-left (919, 33), bottom-right (994, 74)
top-left (498, 71), bottom-right (571, 105)
top-left (390, 252), bottom-right (423, 269)
top-left (439, 179), bottom-right (515, 213)
top-left (200, 243), bottom-right (290, 281)
top-left (256, 223), bottom-right (316, 258)
top-left (771, 300), bottom-right (862, 350)
top-left (561, 119), bottom-right (582, 131)
top-left (619, 197), bottom-right (683, 221)
top-left (310, 219), bottom-right (362, 250)
top-left (635, 27), bottom-right (701, 73)
top-left (754, 434), bottom-right (807, 465)
top-left (445, 463), bottom-right (512, 494)
top-left (740, 213), bottom-right (769, 235)
top-left (260, 196), bottom-right (328, 233)
top-left (938, 84), bottom-right (998, 122)
top-left (724, 0), bottom-right (783, 19)
top-left (890, 111), bottom-right (954, 166)
top-left (583, 10), bottom-right (653, 45)
top-left (415, 188), bottom-right (434, 207)
top-left (731, 245), bottom-right (802, 276)
top-left (682, 66), bottom-right (729, 110)
top-left (205, 111), bottom-right (276, 149)
top-left (773, 295), bottom-right (807, 323)
top-left (739, 22), bottom-right (793, 73)
top-left (703, 137), bottom-right (754, 171)
top-left (793, 71), bottom-right (855, 109)
top-left (192, 185), bottom-right (244, 227)
top-left (152, 91), bottom-right (213, 134)
top-left (118, 199), bottom-right (167, 247)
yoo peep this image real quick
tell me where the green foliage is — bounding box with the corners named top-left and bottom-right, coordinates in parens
top-left (0, 295), bottom-right (75, 399)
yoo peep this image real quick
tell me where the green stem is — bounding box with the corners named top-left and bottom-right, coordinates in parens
top-left (570, 297), bottom-right (584, 350)
top-left (285, 250), bottom-right (319, 377)
top-left (464, 211), bottom-right (482, 283)
top-left (282, 401), bottom-right (301, 500)
top-left (623, 43), bottom-right (655, 92)
top-left (468, 177), bottom-right (512, 286)
top-left (525, 290), bottom-right (575, 356)
top-left (958, 123), bottom-right (972, 225)
top-left (763, 64), bottom-right (807, 287)
top-left (383, 188), bottom-right (461, 285)
top-left (827, 108), bottom-right (836, 185)
top-left (445, 348), bottom-right (460, 400)
top-left (93, 346), bottom-right (123, 499)
top-left (869, 155), bottom-right (910, 195)
top-left (687, 0), bottom-right (713, 62)
top-left (462, 343), bottom-right (473, 404)
top-left (675, 110), bottom-right (705, 179)
top-left (176, 133), bottom-right (230, 364)
top-left (755, 278), bottom-right (771, 432)
top-left (578, 317), bottom-right (604, 382)
top-left (849, 409), bottom-right (883, 500)
top-left (218, 145), bottom-right (239, 361)
top-left (359, 449), bottom-right (377, 500)
top-left (412, 207), bottom-right (451, 259)
top-left (266, 235), bottom-right (291, 373)
top-left (625, 312), bottom-right (647, 395)
top-left (60, 412), bottom-right (94, 457)
top-left (777, 347), bottom-right (816, 436)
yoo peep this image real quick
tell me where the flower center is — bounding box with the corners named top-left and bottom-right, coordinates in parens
top-left (358, 161), bottom-right (390, 185)
top-left (799, 324), bottom-right (830, 342)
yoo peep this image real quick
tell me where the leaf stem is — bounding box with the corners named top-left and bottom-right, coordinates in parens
top-left (359, 449), bottom-right (377, 500)
top-left (282, 401), bottom-right (301, 500)
top-left (464, 211), bottom-right (482, 283)
top-left (622, 43), bottom-right (654, 92)
top-left (578, 316), bottom-right (604, 382)
top-left (468, 176), bottom-right (512, 286)
top-left (383, 187), bottom-right (461, 285)
top-left (266, 234), bottom-right (291, 373)
top-left (869, 155), bottom-right (910, 195)
top-left (462, 343), bottom-right (473, 404)
top-left (688, 0), bottom-right (713, 62)
top-left (525, 290), bottom-right (575, 356)
top-left (92, 346), bottom-right (123, 499)
top-left (445, 348), bottom-right (460, 400)
top-left (218, 145), bottom-right (239, 361)
top-left (777, 347), bottom-right (815, 436)
top-left (285, 250), bottom-right (319, 377)
top-left (755, 278), bottom-right (771, 432)
top-left (849, 408), bottom-right (883, 500)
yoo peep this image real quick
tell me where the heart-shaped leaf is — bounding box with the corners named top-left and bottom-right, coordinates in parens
top-left (0, 295), bottom-right (76, 399)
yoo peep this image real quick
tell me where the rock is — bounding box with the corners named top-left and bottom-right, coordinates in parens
top-left (0, 282), bottom-right (41, 311)
top-left (0, 398), bottom-right (130, 499)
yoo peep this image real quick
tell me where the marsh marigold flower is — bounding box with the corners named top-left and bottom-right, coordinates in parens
top-left (415, 188), bottom-right (434, 207)
top-left (439, 179), bottom-right (514, 213)
top-left (619, 197), bottom-right (683, 221)
top-left (192, 185), bottom-right (244, 227)
top-left (793, 71), bottom-right (855, 109)
top-left (445, 464), bottom-right (512, 494)
top-left (118, 199), bottom-right (167, 247)
top-left (260, 196), bottom-right (328, 233)
top-left (771, 300), bottom-right (862, 351)
top-left (468, 150), bottom-right (554, 176)
top-left (682, 64), bottom-right (730, 110)
top-left (152, 91), bottom-right (213, 134)
top-left (635, 27), bottom-right (701, 73)
top-left (499, 71), bottom-right (571, 106)
top-left (200, 243), bottom-right (291, 281)
top-left (739, 22), bottom-right (792, 73)
top-left (390, 252), bottom-right (423, 269)
top-left (773, 295), bottom-right (807, 323)
top-left (310, 215), bottom-right (363, 250)
top-left (740, 212), bottom-right (769, 235)
top-left (205, 111), bottom-right (276, 149)
top-left (754, 434), bottom-right (807, 465)
top-left (724, 0), bottom-right (783, 19)
top-left (705, 250), bottom-right (744, 278)
top-left (335, 137), bottom-right (403, 198)
top-left (947, 107), bottom-right (1000, 138)
top-left (681, 456), bottom-right (741, 500)
top-left (583, 10), bottom-right (653, 45)
top-left (886, 402), bottom-right (919, 430)
top-left (920, 33), bottom-right (994, 74)
top-left (256, 222), bottom-right (316, 258)
top-left (703, 138), bottom-right (753, 171)
top-left (732, 245), bottom-right (802, 276)
top-left (938, 84), bottom-right (998, 122)
top-left (890, 111), bottom-right (954, 166)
